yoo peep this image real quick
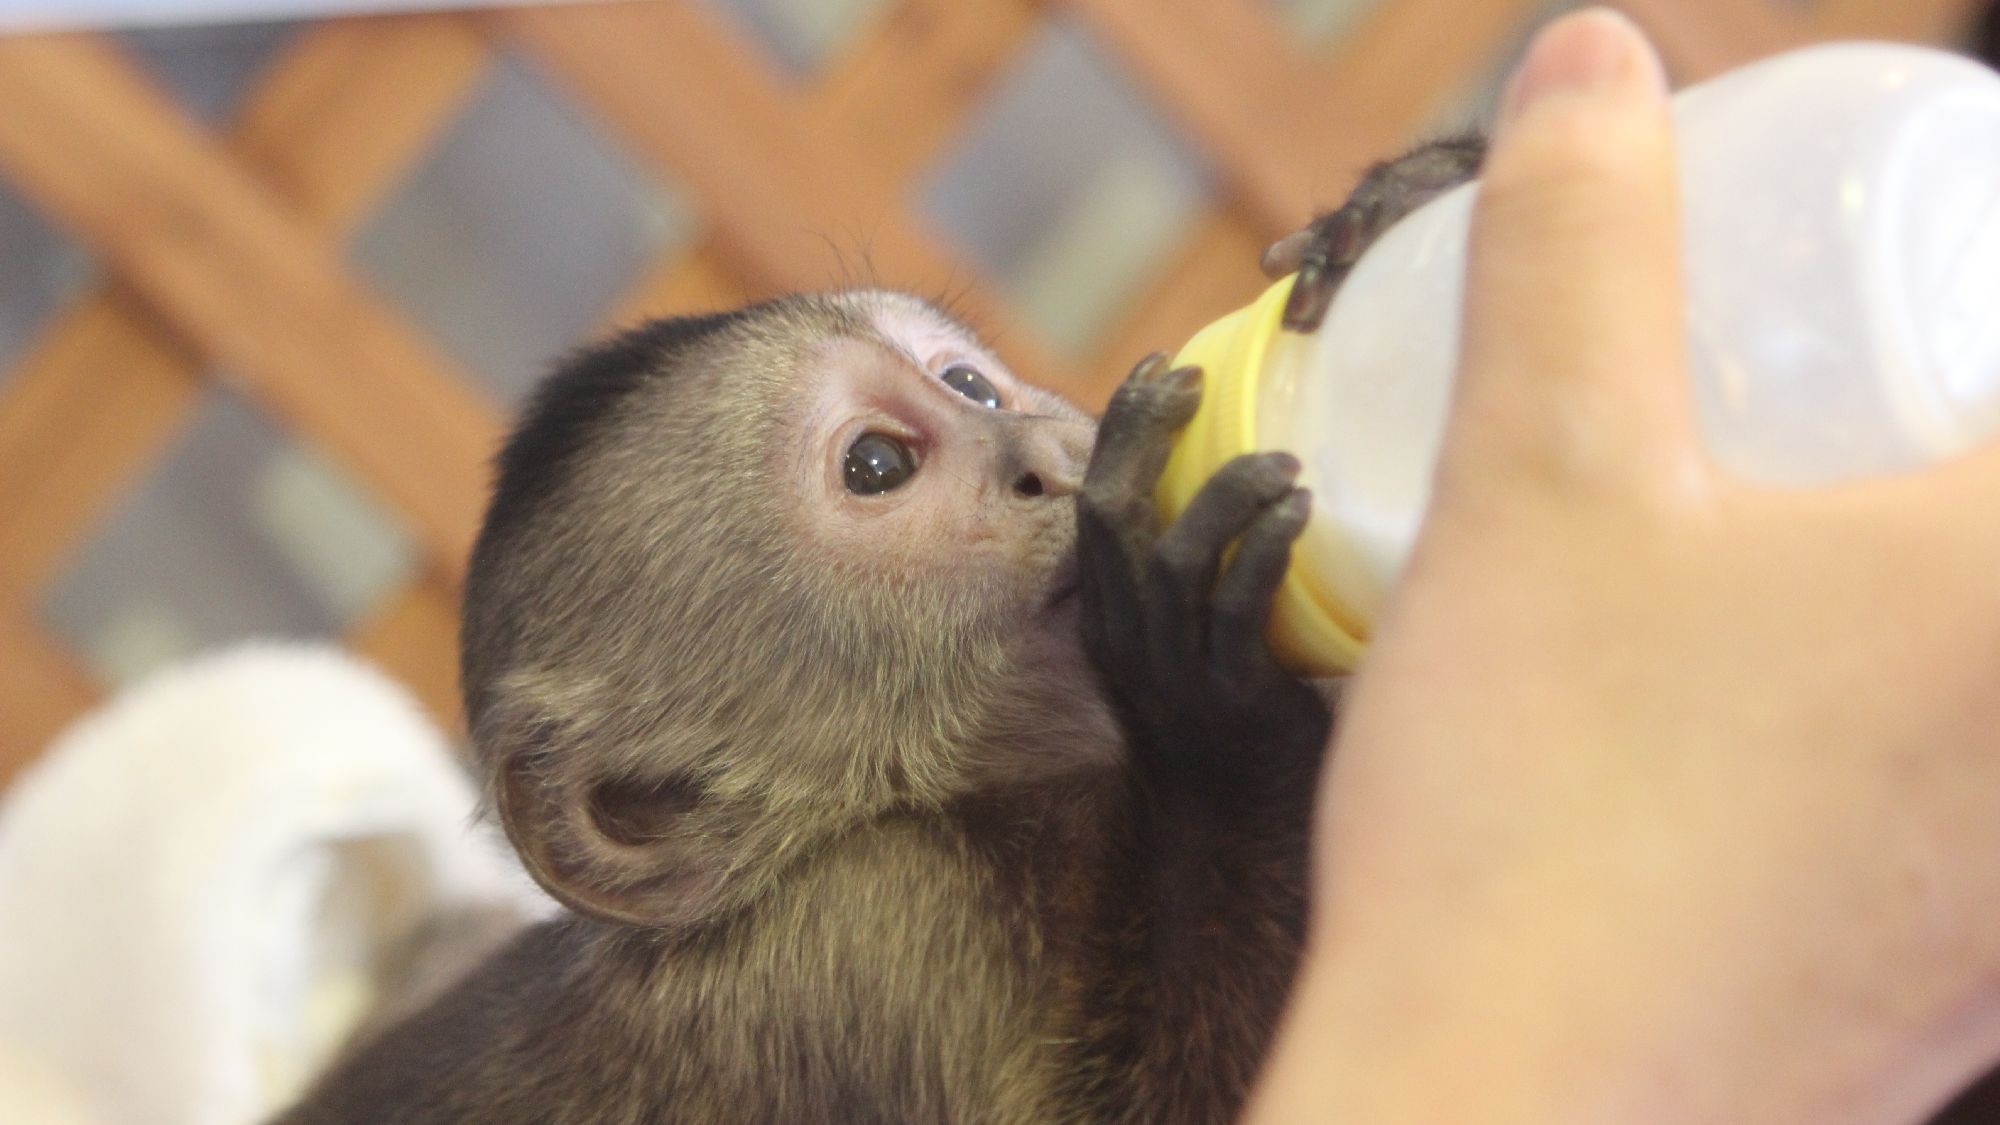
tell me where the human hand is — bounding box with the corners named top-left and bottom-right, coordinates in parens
top-left (1251, 10), bottom-right (2000, 1123)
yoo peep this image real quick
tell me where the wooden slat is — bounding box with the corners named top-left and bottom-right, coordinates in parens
top-left (598, 0), bottom-right (1038, 352)
top-left (812, 0), bottom-right (1040, 182)
top-left (603, 242), bottom-right (750, 328)
top-left (596, 0), bottom-right (1037, 350)
top-left (1067, 0), bottom-right (1535, 398)
top-left (0, 16), bottom-right (489, 605)
top-left (0, 292), bottom-right (202, 613)
top-left (499, 1), bottom-right (1083, 394)
top-left (348, 579), bottom-right (466, 738)
top-left (1813, 0), bottom-right (1984, 43)
top-left (1613, 0), bottom-right (1801, 81)
top-left (0, 18), bottom-right (492, 782)
top-left (499, 3), bottom-right (927, 294)
top-left (1307, 0), bottom-right (1544, 141)
top-left (1615, 0), bottom-right (1977, 87)
top-left (1073, 0), bottom-right (1539, 239)
top-left (0, 21), bottom-right (488, 603)
top-left (0, 31), bottom-right (503, 579)
top-left (231, 14), bottom-right (490, 235)
top-left (0, 622), bottom-right (97, 788)
top-left (1067, 0), bottom-right (1330, 237)
top-left (1085, 210), bottom-right (1271, 408)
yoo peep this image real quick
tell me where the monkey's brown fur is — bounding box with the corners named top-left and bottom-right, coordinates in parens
top-left (278, 290), bottom-right (1316, 1123)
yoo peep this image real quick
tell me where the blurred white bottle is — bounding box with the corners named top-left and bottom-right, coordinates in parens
top-left (1158, 43), bottom-right (2000, 674)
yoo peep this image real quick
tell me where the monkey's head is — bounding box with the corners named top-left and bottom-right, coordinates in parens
top-left (461, 291), bottom-right (1113, 930)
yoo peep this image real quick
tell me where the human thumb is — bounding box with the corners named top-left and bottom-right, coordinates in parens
top-left (1444, 9), bottom-right (1695, 499)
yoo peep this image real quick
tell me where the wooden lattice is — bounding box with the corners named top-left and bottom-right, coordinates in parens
top-left (0, 0), bottom-right (1982, 787)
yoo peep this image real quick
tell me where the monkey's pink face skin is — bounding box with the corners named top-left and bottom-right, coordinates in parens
top-left (789, 293), bottom-right (1096, 633)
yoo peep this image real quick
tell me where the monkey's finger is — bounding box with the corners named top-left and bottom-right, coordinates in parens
top-left (1280, 207), bottom-right (1372, 332)
top-left (1152, 452), bottom-right (1302, 602)
top-left (1260, 229), bottom-right (1314, 279)
top-left (1143, 453), bottom-right (1302, 674)
top-left (1210, 489), bottom-right (1312, 685)
top-left (1078, 504), bottom-right (1149, 675)
top-left (1083, 360), bottom-right (1203, 539)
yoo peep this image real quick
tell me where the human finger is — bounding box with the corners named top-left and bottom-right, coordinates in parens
top-left (1445, 9), bottom-right (1697, 499)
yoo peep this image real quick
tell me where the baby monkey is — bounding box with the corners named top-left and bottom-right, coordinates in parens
top-left (278, 144), bottom-right (1492, 1123)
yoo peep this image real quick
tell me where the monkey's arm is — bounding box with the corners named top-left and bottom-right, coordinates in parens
top-left (1071, 353), bottom-right (1332, 1120)
top-left (1263, 134), bottom-right (1486, 331)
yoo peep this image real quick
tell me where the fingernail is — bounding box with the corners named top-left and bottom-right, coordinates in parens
top-left (1269, 451), bottom-right (1302, 477)
top-left (1169, 366), bottom-right (1203, 391)
top-left (1282, 264), bottom-right (1333, 331)
top-left (1285, 488), bottom-right (1313, 517)
top-left (1262, 229), bottom-right (1312, 277)
top-left (1502, 8), bottom-right (1665, 123)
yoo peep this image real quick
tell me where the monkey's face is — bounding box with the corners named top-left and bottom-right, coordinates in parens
top-left (784, 294), bottom-right (1095, 658)
top-left (462, 294), bottom-right (1120, 929)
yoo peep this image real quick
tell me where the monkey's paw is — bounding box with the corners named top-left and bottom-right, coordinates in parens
top-left (1076, 353), bottom-right (1331, 773)
top-left (1262, 134), bottom-right (1487, 333)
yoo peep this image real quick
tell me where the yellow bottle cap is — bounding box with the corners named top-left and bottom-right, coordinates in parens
top-left (1156, 274), bottom-right (1369, 676)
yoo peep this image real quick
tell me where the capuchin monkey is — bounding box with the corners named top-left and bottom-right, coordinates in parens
top-left (272, 142), bottom-right (1477, 1125)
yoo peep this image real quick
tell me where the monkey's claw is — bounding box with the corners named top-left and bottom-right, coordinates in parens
top-left (1280, 204), bottom-right (1376, 332)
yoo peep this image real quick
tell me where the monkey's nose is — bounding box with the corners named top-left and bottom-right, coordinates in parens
top-left (1007, 418), bottom-right (1093, 500)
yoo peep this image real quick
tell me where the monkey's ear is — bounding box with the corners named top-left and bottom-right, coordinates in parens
top-left (496, 751), bottom-right (730, 930)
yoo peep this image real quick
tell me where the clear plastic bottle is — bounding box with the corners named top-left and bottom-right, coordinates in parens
top-left (1157, 42), bottom-right (2000, 676)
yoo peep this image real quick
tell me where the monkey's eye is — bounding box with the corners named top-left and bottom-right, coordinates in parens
top-left (940, 363), bottom-right (1001, 409)
top-left (844, 432), bottom-right (917, 495)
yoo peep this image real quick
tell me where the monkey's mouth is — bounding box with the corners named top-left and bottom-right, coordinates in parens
top-left (1044, 558), bottom-right (1082, 610)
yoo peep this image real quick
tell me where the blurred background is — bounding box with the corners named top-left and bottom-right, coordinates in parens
top-left (0, 0), bottom-right (1988, 788)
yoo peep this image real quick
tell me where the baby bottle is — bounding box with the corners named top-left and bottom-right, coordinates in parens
top-left (1157, 42), bottom-right (2000, 676)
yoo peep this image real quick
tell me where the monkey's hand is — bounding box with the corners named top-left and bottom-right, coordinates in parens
top-left (1262, 134), bottom-right (1487, 332)
top-left (1077, 353), bottom-right (1331, 778)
